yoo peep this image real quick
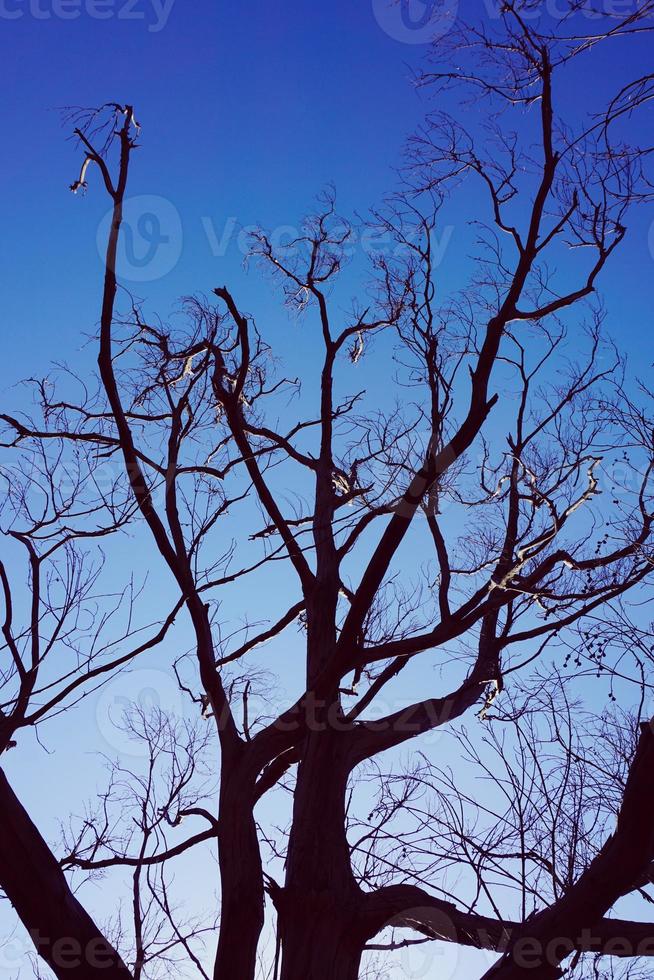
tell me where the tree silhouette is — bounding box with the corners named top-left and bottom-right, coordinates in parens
top-left (2, 4), bottom-right (654, 979)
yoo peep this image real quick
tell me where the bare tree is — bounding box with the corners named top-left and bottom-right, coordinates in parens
top-left (3, 3), bottom-right (654, 979)
top-left (61, 705), bottom-right (219, 979)
top-left (355, 672), bottom-right (654, 978)
top-left (0, 386), bottom-right (185, 979)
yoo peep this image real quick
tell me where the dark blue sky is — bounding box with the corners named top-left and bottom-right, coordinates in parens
top-left (2, 0), bottom-right (652, 391)
top-left (2, 0), bottom-right (430, 383)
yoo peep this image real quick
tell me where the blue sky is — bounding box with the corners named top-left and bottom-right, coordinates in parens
top-left (2, 0), bottom-right (652, 384)
top-left (1, 1), bottom-right (654, 978)
top-left (1, 0), bottom-right (427, 370)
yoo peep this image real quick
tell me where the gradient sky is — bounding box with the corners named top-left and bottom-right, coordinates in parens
top-left (1, 1), bottom-right (654, 977)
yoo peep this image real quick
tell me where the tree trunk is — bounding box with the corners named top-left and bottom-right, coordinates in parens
top-left (279, 906), bottom-right (363, 980)
top-left (213, 761), bottom-right (265, 980)
top-left (0, 769), bottom-right (133, 980)
top-left (279, 727), bottom-right (365, 980)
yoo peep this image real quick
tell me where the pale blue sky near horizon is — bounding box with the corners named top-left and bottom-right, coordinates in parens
top-left (1, 1), bottom-right (654, 977)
